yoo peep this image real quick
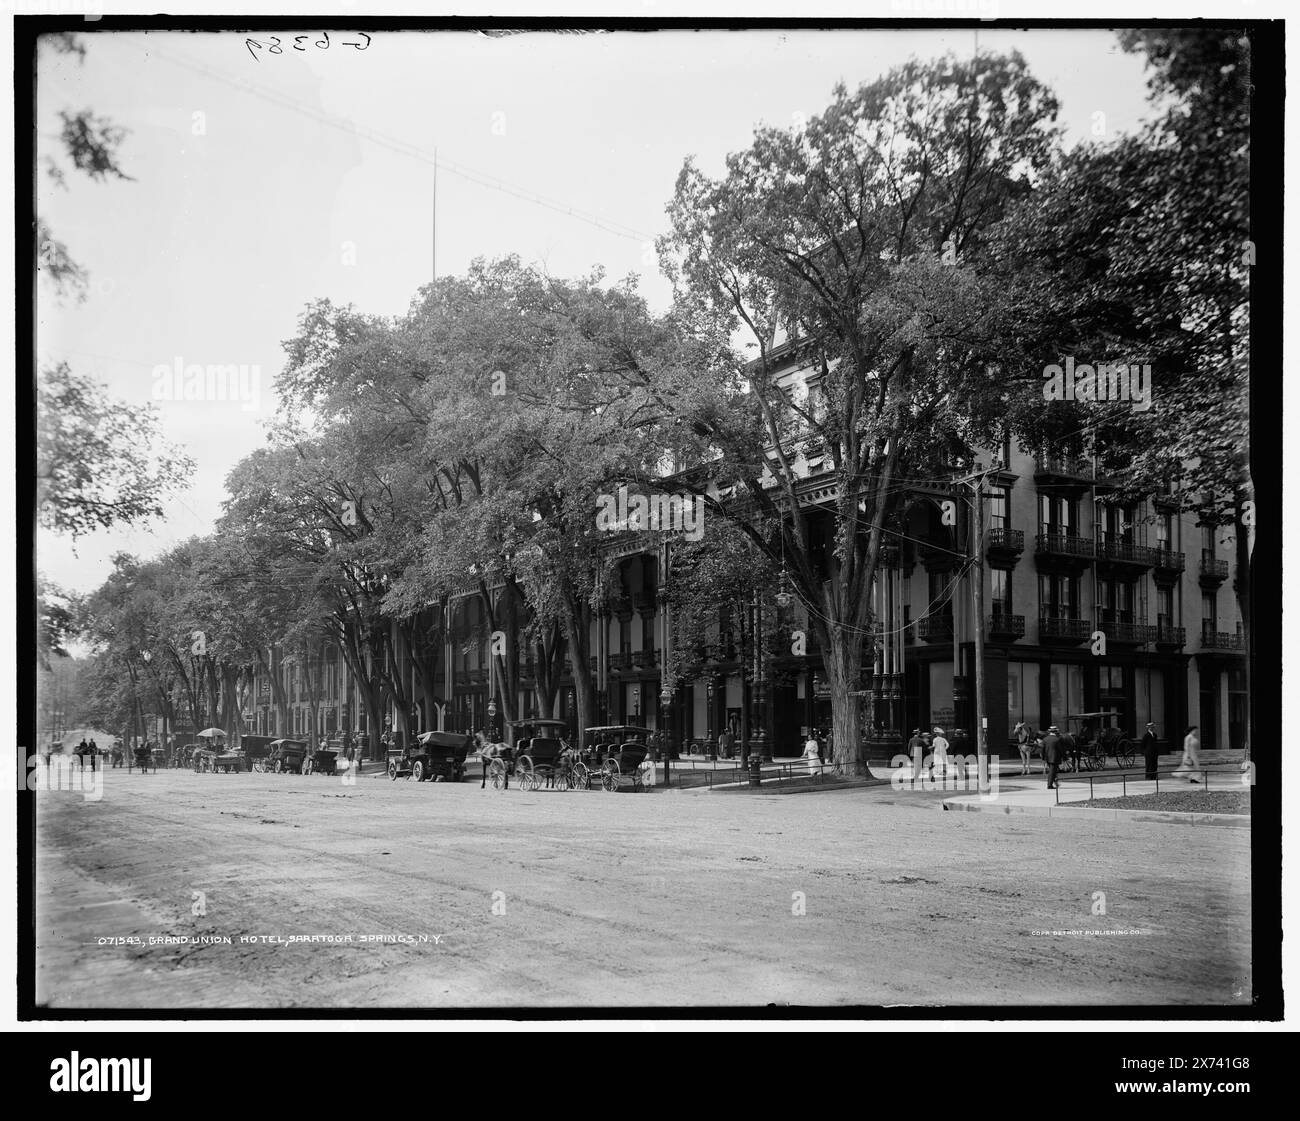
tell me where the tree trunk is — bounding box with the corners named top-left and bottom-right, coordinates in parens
top-left (820, 622), bottom-right (864, 775)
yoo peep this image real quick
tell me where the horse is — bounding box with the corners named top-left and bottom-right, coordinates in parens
top-left (475, 732), bottom-right (511, 788)
top-left (1014, 722), bottom-right (1037, 775)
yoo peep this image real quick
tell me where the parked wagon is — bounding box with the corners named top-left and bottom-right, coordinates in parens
top-left (241, 734), bottom-right (276, 773)
top-left (581, 725), bottom-right (652, 792)
top-left (508, 719), bottom-right (574, 791)
top-left (266, 738), bottom-right (310, 775)
top-left (387, 730), bottom-right (473, 783)
top-left (1065, 712), bottom-right (1137, 770)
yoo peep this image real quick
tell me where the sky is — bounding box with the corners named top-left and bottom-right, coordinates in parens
top-left (35, 26), bottom-right (1159, 595)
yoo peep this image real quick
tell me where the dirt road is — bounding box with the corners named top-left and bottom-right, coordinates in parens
top-left (33, 768), bottom-right (1252, 1009)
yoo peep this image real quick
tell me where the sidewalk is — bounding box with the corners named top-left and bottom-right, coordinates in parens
top-left (941, 768), bottom-right (1252, 827)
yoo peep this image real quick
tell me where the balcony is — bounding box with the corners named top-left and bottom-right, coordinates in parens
top-left (987, 613), bottom-right (1025, 642)
top-left (917, 615), bottom-right (955, 643)
top-left (1033, 455), bottom-right (1094, 497)
top-left (1200, 625), bottom-right (1245, 653)
top-left (987, 527), bottom-right (1025, 562)
top-left (1034, 532), bottom-right (1095, 572)
top-left (1152, 547), bottom-right (1185, 581)
top-left (1034, 454), bottom-right (1093, 481)
top-left (1095, 535), bottom-right (1157, 572)
top-left (1038, 614), bottom-right (1091, 644)
top-left (632, 649), bottom-right (658, 669)
top-left (1199, 553), bottom-right (1229, 586)
top-left (1154, 623), bottom-right (1186, 649)
top-left (1098, 620), bottom-right (1157, 646)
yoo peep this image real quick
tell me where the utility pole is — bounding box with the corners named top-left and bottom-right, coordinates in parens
top-left (431, 148), bottom-right (438, 284)
top-left (956, 464), bottom-right (994, 794)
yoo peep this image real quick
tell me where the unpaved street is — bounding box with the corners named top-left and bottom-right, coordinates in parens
top-left (34, 768), bottom-right (1251, 1008)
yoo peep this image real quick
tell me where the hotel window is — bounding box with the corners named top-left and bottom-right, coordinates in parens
top-left (989, 487), bottom-right (1010, 532)
top-left (928, 569), bottom-right (954, 617)
top-left (1157, 586), bottom-right (1174, 629)
top-left (991, 568), bottom-right (1011, 616)
top-left (1201, 524), bottom-right (1216, 564)
top-left (1039, 573), bottom-right (1078, 620)
top-left (1102, 504), bottom-right (1137, 545)
top-left (1099, 579), bottom-right (1134, 624)
top-left (1155, 511), bottom-right (1173, 552)
top-left (1039, 494), bottom-right (1076, 537)
top-left (1202, 591), bottom-right (1217, 632)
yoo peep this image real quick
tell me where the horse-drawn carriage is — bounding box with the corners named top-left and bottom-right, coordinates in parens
top-left (387, 730), bottom-right (473, 783)
top-left (192, 743), bottom-right (245, 773)
top-left (505, 719), bottom-right (574, 791)
top-left (581, 725), bottom-right (652, 792)
top-left (1061, 712), bottom-right (1137, 772)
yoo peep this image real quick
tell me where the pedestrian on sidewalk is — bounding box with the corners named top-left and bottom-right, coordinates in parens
top-left (802, 731), bottom-right (823, 780)
top-left (1041, 725), bottom-right (1063, 789)
top-left (1174, 726), bottom-right (1202, 783)
top-left (1141, 722), bottom-right (1160, 780)
top-left (930, 727), bottom-right (949, 778)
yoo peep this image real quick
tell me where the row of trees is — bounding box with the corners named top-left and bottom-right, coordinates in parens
top-left (61, 33), bottom-right (1253, 767)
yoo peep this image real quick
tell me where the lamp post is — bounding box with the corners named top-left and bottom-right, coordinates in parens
top-left (487, 697), bottom-right (498, 741)
top-left (659, 684), bottom-right (672, 785)
top-left (706, 677), bottom-right (715, 755)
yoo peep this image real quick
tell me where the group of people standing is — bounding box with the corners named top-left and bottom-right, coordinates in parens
top-left (1029, 721), bottom-right (1204, 790)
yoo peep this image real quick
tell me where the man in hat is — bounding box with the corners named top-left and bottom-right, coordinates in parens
top-left (1141, 722), bottom-right (1160, 780)
top-left (1041, 725), bottom-right (1063, 790)
top-left (907, 727), bottom-right (927, 782)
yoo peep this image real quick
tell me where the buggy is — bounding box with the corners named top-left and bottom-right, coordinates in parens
top-left (508, 719), bottom-right (574, 791)
top-left (581, 725), bottom-right (652, 792)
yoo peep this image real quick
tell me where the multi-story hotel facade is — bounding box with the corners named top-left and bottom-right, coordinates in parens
top-left (245, 346), bottom-right (1249, 763)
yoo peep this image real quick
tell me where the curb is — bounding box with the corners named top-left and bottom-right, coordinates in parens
top-left (941, 798), bottom-right (1251, 828)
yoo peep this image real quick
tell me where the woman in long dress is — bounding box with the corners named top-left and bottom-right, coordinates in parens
top-left (1174, 725), bottom-right (1202, 782)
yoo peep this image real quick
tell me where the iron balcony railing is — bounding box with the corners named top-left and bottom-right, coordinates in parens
top-left (1099, 620), bottom-right (1157, 644)
top-left (1038, 615), bottom-right (1091, 641)
top-left (1152, 547), bottom-right (1186, 575)
top-left (987, 527), bottom-right (1025, 554)
top-left (1199, 554), bottom-right (1230, 580)
top-left (987, 614), bottom-right (1026, 640)
top-left (1200, 625), bottom-right (1245, 652)
top-left (1035, 532), bottom-right (1096, 560)
top-left (918, 615), bottom-right (955, 641)
top-left (1034, 455), bottom-right (1094, 480)
top-left (1096, 536), bottom-right (1158, 567)
top-left (1155, 623), bottom-right (1186, 646)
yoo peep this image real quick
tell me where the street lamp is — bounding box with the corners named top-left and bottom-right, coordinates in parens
top-left (659, 684), bottom-right (673, 783)
top-left (487, 696), bottom-right (497, 740)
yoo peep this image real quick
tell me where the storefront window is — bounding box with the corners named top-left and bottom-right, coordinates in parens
top-left (1007, 661), bottom-right (1040, 727)
top-left (1048, 663), bottom-right (1084, 727)
top-left (929, 661), bottom-right (954, 729)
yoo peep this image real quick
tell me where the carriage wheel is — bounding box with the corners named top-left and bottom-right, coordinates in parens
top-left (1117, 740), bottom-right (1136, 768)
top-left (601, 762), bottom-right (619, 792)
top-left (388, 760), bottom-right (399, 781)
top-left (572, 762), bottom-right (590, 790)
top-left (273, 759), bottom-right (282, 774)
top-left (554, 769), bottom-right (570, 791)
top-left (490, 761), bottom-right (505, 790)
top-left (412, 760), bottom-right (425, 783)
